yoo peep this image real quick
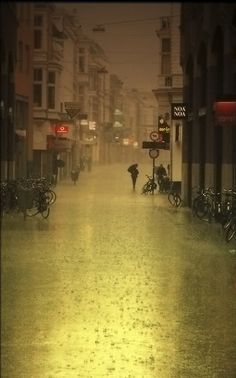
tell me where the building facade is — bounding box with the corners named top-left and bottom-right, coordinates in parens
top-left (1, 3), bottom-right (18, 180)
top-left (180, 3), bottom-right (236, 206)
top-left (15, 3), bottom-right (34, 178)
top-left (153, 3), bottom-right (183, 181)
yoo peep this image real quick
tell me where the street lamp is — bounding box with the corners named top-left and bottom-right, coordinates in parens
top-left (97, 67), bottom-right (108, 163)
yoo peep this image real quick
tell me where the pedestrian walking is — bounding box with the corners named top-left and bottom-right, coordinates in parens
top-left (127, 163), bottom-right (139, 190)
top-left (71, 166), bottom-right (80, 185)
top-left (156, 164), bottom-right (167, 192)
top-left (167, 163), bottom-right (170, 177)
top-left (80, 156), bottom-right (85, 171)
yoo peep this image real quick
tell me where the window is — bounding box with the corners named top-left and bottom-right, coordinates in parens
top-left (48, 86), bottom-right (55, 109)
top-left (160, 17), bottom-right (170, 30)
top-left (34, 30), bottom-right (42, 49)
top-left (34, 14), bottom-right (43, 49)
top-left (162, 38), bottom-right (171, 53)
top-left (34, 85), bottom-right (42, 107)
top-left (34, 68), bottom-right (42, 81)
top-left (79, 56), bottom-right (85, 72)
top-left (175, 123), bottom-right (180, 142)
top-left (33, 68), bottom-right (43, 107)
top-left (161, 55), bottom-right (171, 75)
top-left (48, 71), bottom-right (55, 84)
top-left (78, 85), bottom-right (85, 95)
top-left (34, 15), bottom-right (43, 27)
top-left (165, 76), bottom-right (172, 87)
top-left (25, 45), bottom-right (29, 72)
top-left (18, 41), bottom-right (23, 71)
top-left (47, 71), bottom-right (56, 109)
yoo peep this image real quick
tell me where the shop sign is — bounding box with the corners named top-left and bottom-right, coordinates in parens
top-left (171, 103), bottom-right (188, 120)
top-left (55, 124), bottom-right (69, 134)
top-left (214, 101), bottom-right (236, 126)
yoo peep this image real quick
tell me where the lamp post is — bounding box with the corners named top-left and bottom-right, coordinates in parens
top-left (97, 67), bottom-right (108, 164)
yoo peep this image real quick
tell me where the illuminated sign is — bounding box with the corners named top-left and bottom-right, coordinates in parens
top-left (55, 124), bottom-right (69, 134)
top-left (214, 101), bottom-right (236, 126)
top-left (158, 125), bottom-right (170, 133)
top-left (171, 103), bottom-right (188, 119)
top-left (89, 121), bottom-right (96, 130)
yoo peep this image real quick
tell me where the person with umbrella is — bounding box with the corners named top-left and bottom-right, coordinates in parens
top-left (127, 163), bottom-right (139, 190)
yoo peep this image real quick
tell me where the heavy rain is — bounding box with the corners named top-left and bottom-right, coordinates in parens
top-left (2, 163), bottom-right (236, 377)
top-left (1, 2), bottom-right (236, 378)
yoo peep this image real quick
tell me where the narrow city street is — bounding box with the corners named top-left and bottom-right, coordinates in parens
top-left (1, 163), bottom-right (236, 378)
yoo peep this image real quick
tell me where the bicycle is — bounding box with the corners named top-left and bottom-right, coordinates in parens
top-left (168, 181), bottom-right (182, 207)
top-left (141, 175), bottom-right (157, 195)
top-left (192, 186), bottom-right (213, 220)
top-left (26, 188), bottom-right (51, 219)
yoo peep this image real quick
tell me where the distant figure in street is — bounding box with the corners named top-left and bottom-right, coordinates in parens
top-left (71, 166), bottom-right (80, 185)
top-left (167, 164), bottom-right (170, 177)
top-left (127, 163), bottom-right (139, 190)
top-left (156, 164), bottom-right (167, 192)
top-left (86, 156), bottom-right (92, 172)
top-left (52, 164), bottom-right (58, 186)
top-left (80, 156), bottom-right (85, 171)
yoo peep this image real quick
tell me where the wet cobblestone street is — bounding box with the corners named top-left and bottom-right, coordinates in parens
top-left (1, 163), bottom-right (236, 378)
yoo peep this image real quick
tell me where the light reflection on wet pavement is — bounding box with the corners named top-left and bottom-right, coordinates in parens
top-left (1, 163), bottom-right (236, 377)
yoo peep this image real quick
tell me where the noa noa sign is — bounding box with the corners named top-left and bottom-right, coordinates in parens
top-left (171, 103), bottom-right (188, 120)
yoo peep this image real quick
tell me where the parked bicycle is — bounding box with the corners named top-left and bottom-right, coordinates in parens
top-left (0, 176), bottom-right (56, 220)
top-left (26, 187), bottom-right (51, 219)
top-left (168, 181), bottom-right (182, 207)
top-left (141, 175), bottom-right (157, 195)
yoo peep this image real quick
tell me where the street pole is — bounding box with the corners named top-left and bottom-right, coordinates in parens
top-left (152, 157), bottom-right (155, 195)
top-left (98, 67), bottom-right (108, 164)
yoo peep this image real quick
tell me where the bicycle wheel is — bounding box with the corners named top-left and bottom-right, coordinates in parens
top-left (40, 206), bottom-right (50, 219)
top-left (45, 190), bottom-right (56, 205)
top-left (168, 192), bottom-right (176, 206)
top-left (26, 206), bottom-right (39, 217)
top-left (25, 198), bottom-right (39, 217)
top-left (225, 219), bottom-right (236, 242)
top-left (222, 215), bottom-right (232, 231)
top-left (141, 185), bottom-right (147, 194)
top-left (195, 198), bottom-right (210, 219)
top-left (173, 193), bottom-right (181, 207)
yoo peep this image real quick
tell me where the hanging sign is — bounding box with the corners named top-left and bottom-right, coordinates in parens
top-left (64, 102), bottom-right (80, 119)
top-left (55, 124), bottom-right (69, 134)
top-left (171, 103), bottom-right (188, 120)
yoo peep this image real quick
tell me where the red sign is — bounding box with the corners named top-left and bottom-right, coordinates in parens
top-left (214, 101), bottom-right (236, 126)
top-left (55, 124), bottom-right (69, 134)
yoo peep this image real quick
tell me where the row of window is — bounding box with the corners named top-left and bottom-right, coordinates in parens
top-left (33, 14), bottom-right (87, 74)
top-left (33, 69), bottom-right (56, 109)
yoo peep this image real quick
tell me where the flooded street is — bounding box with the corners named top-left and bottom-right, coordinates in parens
top-left (1, 163), bottom-right (236, 378)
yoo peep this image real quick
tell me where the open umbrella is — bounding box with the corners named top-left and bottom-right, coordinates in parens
top-left (127, 164), bottom-right (138, 173)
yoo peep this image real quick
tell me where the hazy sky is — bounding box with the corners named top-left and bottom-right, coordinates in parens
top-left (56, 2), bottom-right (172, 91)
